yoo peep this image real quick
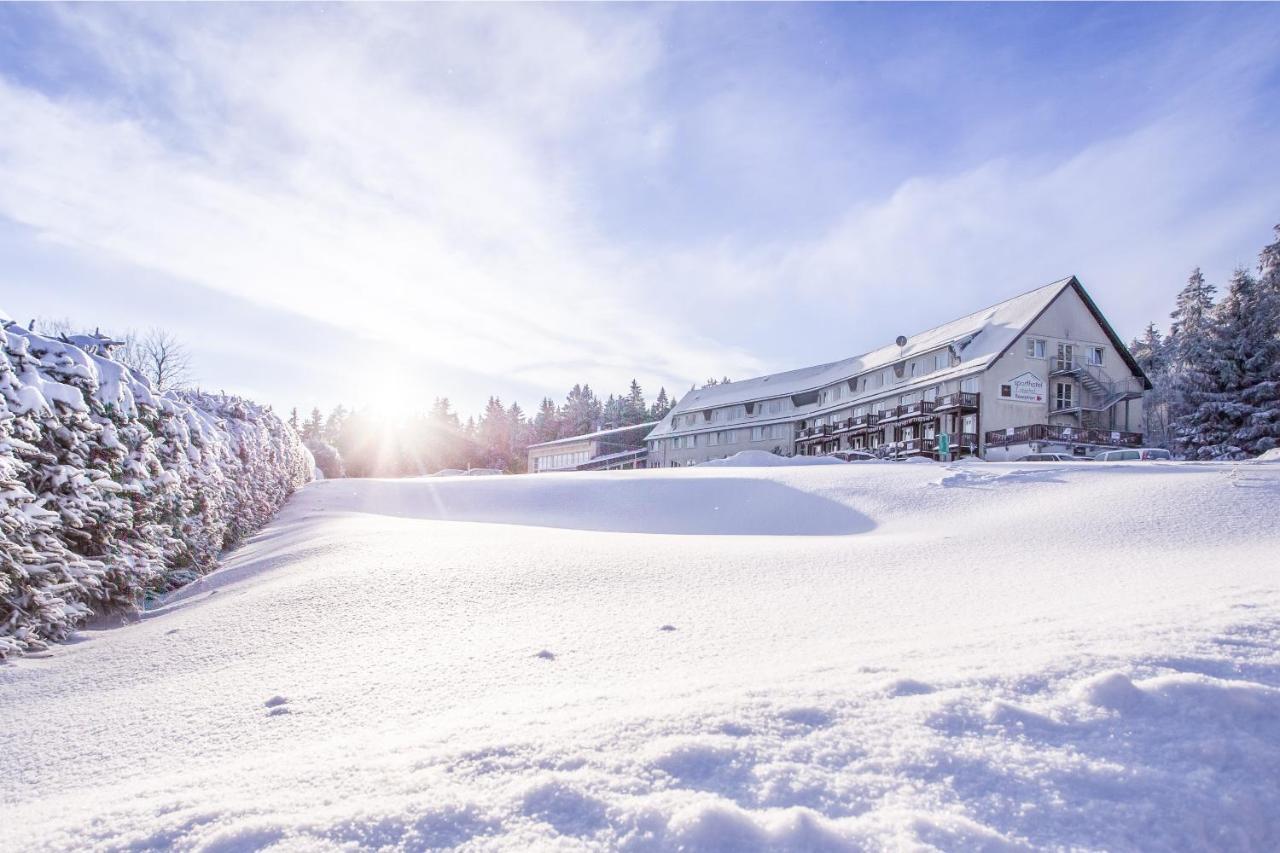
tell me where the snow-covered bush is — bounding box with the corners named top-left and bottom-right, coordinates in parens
top-left (304, 439), bottom-right (345, 480)
top-left (0, 319), bottom-right (310, 656)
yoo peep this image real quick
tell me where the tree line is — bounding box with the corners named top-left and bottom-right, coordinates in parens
top-left (1128, 223), bottom-right (1280, 459)
top-left (295, 380), bottom-right (675, 477)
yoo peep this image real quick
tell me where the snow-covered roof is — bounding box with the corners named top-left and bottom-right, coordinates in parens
top-left (649, 277), bottom-right (1077, 439)
top-left (527, 420), bottom-right (660, 451)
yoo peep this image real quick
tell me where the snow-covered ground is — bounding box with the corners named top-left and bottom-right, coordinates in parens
top-left (3, 460), bottom-right (1280, 851)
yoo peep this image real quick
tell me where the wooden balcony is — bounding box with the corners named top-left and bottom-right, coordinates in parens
top-left (923, 433), bottom-right (980, 453)
top-left (933, 391), bottom-right (980, 412)
top-left (847, 413), bottom-right (879, 433)
top-left (897, 399), bottom-right (937, 421)
top-left (984, 423), bottom-right (1143, 448)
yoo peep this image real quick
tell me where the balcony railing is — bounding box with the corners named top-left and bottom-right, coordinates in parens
top-left (924, 433), bottom-right (980, 452)
top-left (984, 423), bottom-right (1143, 448)
top-left (897, 399), bottom-right (937, 421)
top-left (934, 391), bottom-right (980, 411)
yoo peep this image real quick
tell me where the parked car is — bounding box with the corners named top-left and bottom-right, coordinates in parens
top-left (1093, 448), bottom-right (1173, 461)
top-left (826, 450), bottom-right (877, 462)
top-left (1016, 453), bottom-right (1081, 462)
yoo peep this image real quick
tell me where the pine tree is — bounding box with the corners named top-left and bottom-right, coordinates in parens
top-left (323, 404), bottom-right (348, 444)
top-left (533, 397), bottom-right (560, 443)
top-left (624, 379), bottom-right (645, 425)
top-left (1167, 268), bottom-right (1218, 428)
top-left (301, 407), bottom-right (324, 442)
top-left (1177, 268), bottom-right (1262, 458)
top-left (651, 387), bottom-right (671, 420)
top-left (1129, 324), bottom-right (1173, 447)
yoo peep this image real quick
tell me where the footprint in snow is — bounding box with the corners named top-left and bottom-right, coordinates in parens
top-left (659, 624), bottom-right (677, 632)
top-left (534, 650), bottom-right (556, 660)
top-left (264, 695), bottom-right (291, 715)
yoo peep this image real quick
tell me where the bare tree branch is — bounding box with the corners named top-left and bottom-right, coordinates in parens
top-left (117, 328), bottom-right (195, 392)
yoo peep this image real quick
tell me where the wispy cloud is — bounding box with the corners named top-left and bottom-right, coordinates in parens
top-left (1, 4), bottom-right (1277, 413)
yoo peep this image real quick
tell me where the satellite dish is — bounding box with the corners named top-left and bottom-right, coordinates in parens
top-left (895, 335), bottom-right (908, 347)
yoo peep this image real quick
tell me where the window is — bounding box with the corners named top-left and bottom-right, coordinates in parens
top-left (875, 373), bottom-right (885, 389)
top-left (1089, 346), bottom-right (1104, 366)
top-left (832, 386), bottom-right (842, 401)
top-left (707, 432), bottom-right (719, 446)
top-left (1026, 338), bottom-right (1047, 359)
top-left (909, 362), bottom-right (918, 377)
top-left (962, 415), bottom-right (977, 433)
top-left (923, 386), bottom-right (938, 402)
top-left (1000, 384), bottom-right (1012, 398)
top-left (751, 426), bottom-right (765, 441)
top-left (1055, 382), bottom-right (1074, 410)
top-left (961, 377), bottom-right (979, 393)
top-left (933, 353), bottom-right (945, 372)
top-left (769, 400), bottom-right (782, 414)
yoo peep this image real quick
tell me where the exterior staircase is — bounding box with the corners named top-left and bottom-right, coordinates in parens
top-left (1050, 358), bottom-right (1144, 424)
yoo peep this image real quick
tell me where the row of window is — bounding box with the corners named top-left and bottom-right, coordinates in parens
top-left (675, 348), bottom-right (961, 429)
top-left (829, 349), bottom-right (954, 403)
top-left (667, 423), bottom-right (791, 451)
top-left (533, 450), bottom-right (590, 472)
top-left (677, 372), bottom-right (979, 435)
top-left (1026, 338), bottom-right (1105, 366)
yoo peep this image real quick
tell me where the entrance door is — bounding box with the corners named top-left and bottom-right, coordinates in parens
top-left (1055, 382), bottom-right (1074, 411)
top-left (1057, 342), bottom-right (1074, 372)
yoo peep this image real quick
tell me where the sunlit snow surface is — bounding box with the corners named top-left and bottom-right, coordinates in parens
top-left (4, 460), bottom-right (1280, 851)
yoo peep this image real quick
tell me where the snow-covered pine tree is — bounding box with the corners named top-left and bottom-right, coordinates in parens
top-left (533, 397), bottom-right (560, 443)
top-left (1176, 268), bottom-right (1273, 458)
top-left (624, 379), bottom-right (645, 425)
top-left (651, 387), bottom-right (671, 420)
top-left (1128, 323), bottom-right (1173, 447)
top-left (301, 407), bottom-right (323, 442)
top-left (0, 318), bottom-right (311, 656)
top-left (1167, 268), bottom-right (1219, 436)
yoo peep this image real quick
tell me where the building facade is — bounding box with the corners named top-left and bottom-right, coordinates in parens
top-left (527, 421), bottom-right (657, 473)
top-left (645, 277), bottom-right (1149, 465)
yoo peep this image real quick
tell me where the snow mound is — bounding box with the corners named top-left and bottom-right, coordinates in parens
top-left (4, 461), bottom-right (1280, 850)
top-left (1253, 448), bottom-right (1280, 462)
top-left (698, 450), bottom-right (844, 467)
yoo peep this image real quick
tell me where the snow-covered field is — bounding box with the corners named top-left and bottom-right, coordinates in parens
top-left (4, 460), bottom-right (1280, 851)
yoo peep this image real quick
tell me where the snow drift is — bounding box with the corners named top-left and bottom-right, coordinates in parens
top-left (0, 320), bottom-right (311, 656)
top-left (697, 450), bottom-right (844, 467)
top-left (3, 460), bottom-right (1278, 850)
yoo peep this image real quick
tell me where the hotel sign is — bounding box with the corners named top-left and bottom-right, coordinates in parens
top-left (1001, 372), bottom-right (1045, 404)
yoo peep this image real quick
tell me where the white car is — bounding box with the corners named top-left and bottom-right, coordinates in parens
top-left (1093, 448), bottom-right (1173, 461)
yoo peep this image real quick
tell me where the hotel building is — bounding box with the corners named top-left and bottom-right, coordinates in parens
top-left (644, 277), bottom-right (1149, 465)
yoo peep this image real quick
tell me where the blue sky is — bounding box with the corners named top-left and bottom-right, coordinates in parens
top-left (2, 3), bottom-right (1278, 417)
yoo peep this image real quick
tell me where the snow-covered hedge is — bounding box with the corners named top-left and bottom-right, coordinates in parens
top-left (0, 320), bottom-right (311, 657)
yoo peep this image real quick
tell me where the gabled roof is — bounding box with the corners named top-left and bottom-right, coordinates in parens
top-left (647, 276), bottom-right (1143, 440)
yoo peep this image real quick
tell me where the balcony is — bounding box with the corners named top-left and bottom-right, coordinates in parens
top-left (897, 399), bottom-right (937, 421)
top-left (923, 432), bottom-right (980, 453)
top-left (796, 424), bottom-right (833, 442)
top-left (934, 391), bottom-right (980, 412)
top-left (848, 413), bottom-right (879, 433)
top-left (984, 423), bottom-right (1143, 449)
